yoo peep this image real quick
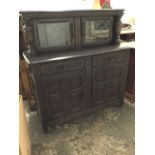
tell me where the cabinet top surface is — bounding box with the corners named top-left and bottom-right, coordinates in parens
top-left (20, 9), bottom-right (124, 14)
top-left (23, 42), bottom-right (134, 65)
top-left (20, 9), bottom-right (124, 18)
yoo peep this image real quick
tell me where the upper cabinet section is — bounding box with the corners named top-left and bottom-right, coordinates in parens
top-left (20, 10), bottom-right (124, 55)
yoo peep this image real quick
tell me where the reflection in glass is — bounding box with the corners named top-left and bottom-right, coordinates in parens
top-left (37, 22), bottom-right (71, 48)
top-left (84, 18), bottom-right (113, 43)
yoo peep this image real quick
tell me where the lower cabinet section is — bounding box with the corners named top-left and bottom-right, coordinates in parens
top-left (31, 50), bottom-right (129, 133)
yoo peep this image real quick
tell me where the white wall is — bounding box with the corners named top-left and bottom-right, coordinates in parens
top-left (19, 0), bottom-right (135, 12)
top-left (19, 0), bottom-right (94, 11)
top-left (111, 0), bottom-right (136, 24)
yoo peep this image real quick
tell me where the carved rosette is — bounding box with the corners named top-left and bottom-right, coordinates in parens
top-left (114, 15), bottom-right (122, 45)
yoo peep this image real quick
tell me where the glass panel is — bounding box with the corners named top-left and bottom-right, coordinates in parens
top-left (84, 18), bottom-right (113, 43)
top-left (37, 22), bottom-right (72, 48)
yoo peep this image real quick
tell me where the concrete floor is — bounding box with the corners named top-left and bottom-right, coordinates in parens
top-left (26, 100), bottom-right (135, 155)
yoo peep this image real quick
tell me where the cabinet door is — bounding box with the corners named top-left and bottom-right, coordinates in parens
top-left (91, 62), bottom-right (125, 106)
top-left (81, 17), bottom-right (113, 46)
top-left (33, 18), bottom-right (75, 52)
top-left (41, 70), bottom-right (86, 120)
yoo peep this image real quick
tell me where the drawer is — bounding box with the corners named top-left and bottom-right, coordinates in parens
top-left (93, 51), bottom-right (126, 66)
top-left (40, 58), bottom-right (85, 75)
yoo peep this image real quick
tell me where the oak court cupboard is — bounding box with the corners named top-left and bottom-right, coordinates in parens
top-left (21, 9), bottom-right (131, 133)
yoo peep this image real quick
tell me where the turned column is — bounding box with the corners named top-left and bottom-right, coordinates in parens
top-left (113, 15), bottom-right (123, 45)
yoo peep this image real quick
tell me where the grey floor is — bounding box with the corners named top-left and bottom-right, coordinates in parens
top-left (26, 100), bottom-right (135, 155)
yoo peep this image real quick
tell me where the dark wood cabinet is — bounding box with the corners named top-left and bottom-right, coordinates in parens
top-left (21, 10), bottom-right (132, 133)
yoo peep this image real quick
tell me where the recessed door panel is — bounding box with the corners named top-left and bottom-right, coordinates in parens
top-left (47, 97), bottom-right (63, 119)
top-left (41, 70), bottom-right (85, 119)
top-left (92, 62), bottom-right (125, 106)
top-left (71, 92), bottom-right (83, 112)
top-left (93, 63), bottom-right (123, 85)
top-left (93, 82), bottom-right (121, 106)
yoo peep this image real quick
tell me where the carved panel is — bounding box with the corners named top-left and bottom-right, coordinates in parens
top-left (93, 51), bottom-right (125, 66)
top-left (40, 59), bottom-right (85, 75)
top-left (93, 82), bottom-right (121, 105)
top-left (41, 70), bottom-right (85, 119)
top-left (93, 65), bottom-right (122, 83)
top-left (92, 62), bottom-right (125, 106)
